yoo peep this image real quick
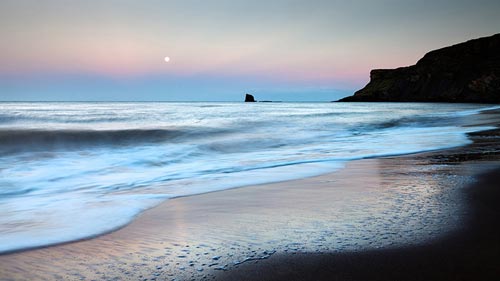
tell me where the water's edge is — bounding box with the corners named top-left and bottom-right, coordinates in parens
top-left (1, 103), bottom-right (499, 254)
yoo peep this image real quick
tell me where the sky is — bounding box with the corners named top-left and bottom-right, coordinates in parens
top-left (1, 0), bottom-right (499, 101)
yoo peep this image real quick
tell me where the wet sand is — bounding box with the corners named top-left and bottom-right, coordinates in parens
top-left (1, 111), bottom-right (500, 281)
top-left (217, 110), bottom-right (500, 281)
top-left (217, 165), bottom-right (500, 281)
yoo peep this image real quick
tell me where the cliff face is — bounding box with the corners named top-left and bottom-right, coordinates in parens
top-left (338, 34), bottom-right (500, 103)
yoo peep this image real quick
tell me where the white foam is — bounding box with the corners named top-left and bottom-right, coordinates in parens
top-left (0, 102), bottom-right (496, 253)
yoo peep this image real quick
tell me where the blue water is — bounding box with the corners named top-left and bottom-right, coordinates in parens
top-left (0, 102), bottom-right (497, 253)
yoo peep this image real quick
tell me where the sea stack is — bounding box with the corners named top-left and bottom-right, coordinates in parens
top-left (338, 33), bottom-right (500, 103)
top-left (245, 94), bottom-right (256, 102)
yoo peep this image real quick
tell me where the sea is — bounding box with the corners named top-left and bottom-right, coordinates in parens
top-left (0, 102), bottom-right (497, 253)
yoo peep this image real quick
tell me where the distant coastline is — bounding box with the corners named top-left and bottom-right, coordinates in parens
top-left (338, 34), bottom-right (500, 103)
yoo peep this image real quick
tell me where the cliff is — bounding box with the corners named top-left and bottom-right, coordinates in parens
top-left (338, 34), bottom-right (500, 103)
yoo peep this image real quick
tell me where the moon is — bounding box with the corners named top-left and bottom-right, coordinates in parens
top-left (164, 56), bottom-right (170, 63)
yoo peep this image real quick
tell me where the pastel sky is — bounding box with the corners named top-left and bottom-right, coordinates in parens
top-left (1, 0), bottom-right (499, 101)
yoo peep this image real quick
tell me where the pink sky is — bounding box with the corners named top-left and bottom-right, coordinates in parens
top-left (1, 0), bottom-right (499, 101)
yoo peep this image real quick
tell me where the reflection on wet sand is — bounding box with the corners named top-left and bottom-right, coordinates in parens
top-left (1, 155), bottom-right (491, 281)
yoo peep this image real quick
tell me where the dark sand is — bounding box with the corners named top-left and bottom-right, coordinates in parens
top-left (1, 110), bottom-right (500, 281)
top-left (217, 110), bottom-right (500, 281)
top-left (216, 166), bottom-right (500, 281)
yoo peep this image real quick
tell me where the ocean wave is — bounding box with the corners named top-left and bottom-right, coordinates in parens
top-left (290, 112), bottom-right (344, 118)
top-left (0, 113), bottom-right (134, 124)
top-left (352, 114), bottom-right (463, 133)
top-left (0, 127), bottom-right (231, 153)
top-left (0, 102), bottom-right (496, 254)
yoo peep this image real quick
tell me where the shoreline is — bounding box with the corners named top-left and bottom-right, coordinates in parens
top-left (1, 110), bottom-right (500, 280)
top-left (216, 110), bottom-right (500, 281)
top-left (217, 165), bottom-right (500, 281)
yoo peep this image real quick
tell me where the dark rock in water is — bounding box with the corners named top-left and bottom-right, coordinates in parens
top-left (338, 33), bottom-right (500, 103)
top-left (245, 94), bottom-right (256, 102)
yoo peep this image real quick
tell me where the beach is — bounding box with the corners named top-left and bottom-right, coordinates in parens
top-left (1, 108), bottom-right (499, 280)
top-left (218, 124), bottom-right (500, 281)
top-left (2, 1), bottom-right (500, 279)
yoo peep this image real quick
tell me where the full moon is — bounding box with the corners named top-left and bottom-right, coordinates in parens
top-left (164, 56), bottom-right (170, 62)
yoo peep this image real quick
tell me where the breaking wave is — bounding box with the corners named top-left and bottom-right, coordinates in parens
top-left (0, 101), bottom-right (497, 254)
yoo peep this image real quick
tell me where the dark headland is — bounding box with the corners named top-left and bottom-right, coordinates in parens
top-left (338, 33), bottom-right (500, 103)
